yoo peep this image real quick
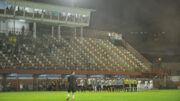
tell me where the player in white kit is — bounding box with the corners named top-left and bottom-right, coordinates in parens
top-left (137, 80), bottom-right (141, 91)
top-left (149, 80), bottom-right (153, 90)
top-left (144, 81), bottom-right (149, 90)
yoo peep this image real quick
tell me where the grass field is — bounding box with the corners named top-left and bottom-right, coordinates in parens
top-left (0, 90), bottom-right (180, 101)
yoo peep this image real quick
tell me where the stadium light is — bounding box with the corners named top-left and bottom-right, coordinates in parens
top-left (19, 19), bottom-right (25, 22)
top-left (158, 57), bottom-right (162, 62)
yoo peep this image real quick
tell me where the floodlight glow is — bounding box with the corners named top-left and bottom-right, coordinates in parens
top-left (19, 19), bottom-right (25, 22)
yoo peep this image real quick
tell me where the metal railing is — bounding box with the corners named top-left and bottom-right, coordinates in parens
top-left (121, 39), bottom-right (152, 68)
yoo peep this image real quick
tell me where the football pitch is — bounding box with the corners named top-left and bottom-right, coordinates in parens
top-left (0, 90), bottom-right (180, 101)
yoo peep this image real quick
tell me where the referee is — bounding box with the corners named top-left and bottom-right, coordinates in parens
top-left (67, 71), bottom-right (76, 101)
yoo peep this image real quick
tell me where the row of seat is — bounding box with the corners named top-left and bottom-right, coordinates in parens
top-left (0, 35), bottom-right (150, 73)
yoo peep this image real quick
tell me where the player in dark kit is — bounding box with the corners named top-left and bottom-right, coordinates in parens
top-left (67, 71), bottom-right (76, 101)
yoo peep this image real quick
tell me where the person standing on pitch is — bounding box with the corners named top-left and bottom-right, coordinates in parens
top-left (149, 80), bottom-right (153, 90)
top-left (134, 79), bottom-right (138, 91)
top-left (67, 71), bottom-right (76, 101)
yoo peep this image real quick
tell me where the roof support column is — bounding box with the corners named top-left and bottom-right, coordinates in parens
top-left (5, 20), bottom-right (8, 36)
top-left (52, 26), bottom-right (54, 37)
top-left (74, 27), bottom-right (77, 37)
top-left (58, 24), bottom-right (61, 41)
top-left (80, 27), bottom-right (83, 38)
top-left (33, 22), bottom-right (37, 39)
top-left (23, 7), bottom-right (25, 17)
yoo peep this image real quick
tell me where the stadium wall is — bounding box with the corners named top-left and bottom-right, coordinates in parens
top-left (161, 63), bottom-right (180, 76)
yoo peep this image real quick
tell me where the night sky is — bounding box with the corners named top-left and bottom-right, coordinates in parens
top-left (30, 0), bottom-right (180, 62)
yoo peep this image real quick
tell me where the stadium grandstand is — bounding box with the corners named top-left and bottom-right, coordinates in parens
top-left (0, 1), bottom-right (179, 101)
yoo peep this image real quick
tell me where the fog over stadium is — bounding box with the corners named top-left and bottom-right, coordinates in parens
top-left (29, 0), bottom-right (180, 62)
